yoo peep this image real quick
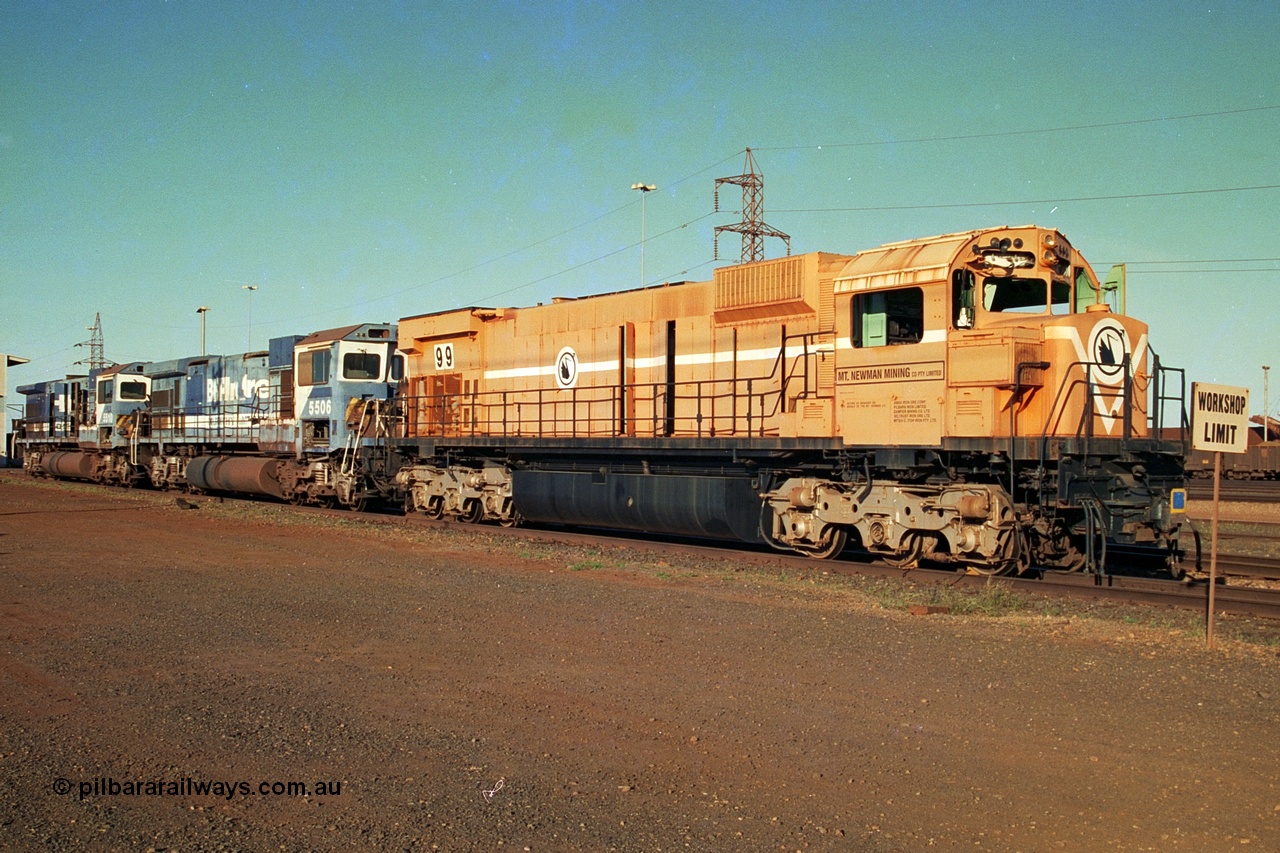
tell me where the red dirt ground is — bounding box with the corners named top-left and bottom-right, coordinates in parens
top-left (2, 471), bottom-right (1278, 851)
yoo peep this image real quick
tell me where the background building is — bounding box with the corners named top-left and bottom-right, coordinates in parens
top-left (2, 353), bottom-right (30, 466)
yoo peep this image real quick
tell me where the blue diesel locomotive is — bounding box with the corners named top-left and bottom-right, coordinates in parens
top-left (16, 323), bottom-right (401, 508)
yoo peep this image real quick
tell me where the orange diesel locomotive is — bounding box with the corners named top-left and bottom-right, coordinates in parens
top-left (391, 226), bottom-right (1186, 575)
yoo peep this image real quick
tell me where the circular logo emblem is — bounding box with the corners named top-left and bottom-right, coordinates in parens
top-left (555, 346), bottom-right (578, 389)
top-left (1086, 318), bottom-right (1131, 385)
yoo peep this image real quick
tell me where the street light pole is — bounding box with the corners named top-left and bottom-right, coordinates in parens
top-left (631, 182), bottom-right (656, 287)
top-left (196, 306), bottom-right (210, 356)
top-left (1265, 365), bottom-right (1271, 442)
top-left (241, 285), bottom-right (258, 351)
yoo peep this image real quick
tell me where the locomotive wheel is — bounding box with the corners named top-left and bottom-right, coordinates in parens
top-left (883, 533), bottom-right (924, 569)
top-left (423, 495), bottom-right (444, 520)
top-left (800, 527), bottom-right (848, 560)
top-left (966, 528), bottom-right (1026, 576)
top-left (963, 555), bottom-right (1015, 577)
top-left (499, 510), bottom-right (522, 529)
top-left (345, 496), bottom-right (368, 513)
top-left (461, 499), bottom-right (484, 524)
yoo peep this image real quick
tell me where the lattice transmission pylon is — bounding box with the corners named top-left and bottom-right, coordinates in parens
top-left (74, 312), bottom-right (108, 373)
top-left (713, 148), bottom-right (790, 263)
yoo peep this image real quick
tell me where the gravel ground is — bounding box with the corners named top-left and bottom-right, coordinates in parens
top-left (2, 471), bottom-right (1278, 851)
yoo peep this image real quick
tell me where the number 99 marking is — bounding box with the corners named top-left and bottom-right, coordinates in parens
top-left (434, 343), bottom-right (454, 371)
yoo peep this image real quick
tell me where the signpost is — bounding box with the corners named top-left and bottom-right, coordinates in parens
top-left (1190, 381), bottom-right (1250, 648)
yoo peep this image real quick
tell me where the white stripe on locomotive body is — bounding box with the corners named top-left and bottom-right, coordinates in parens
top-left (480, 321), bottom-right (1139, 384)
top-left (482, 342), bottom-right (842, 382)
top-left (155, 412), bottom-right (267, 431)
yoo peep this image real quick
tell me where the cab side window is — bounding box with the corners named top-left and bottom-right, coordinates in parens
top-left (983, 276), bottom-right (1046, 313)
top-left (1073, 266), bottom-right (1095, 312)
top-left (118, 380), bottom-right (147, 401)
top-left (1050, 281), bottom-right (1072, 315)
top-left (952, 270), bottom-right (975, 329)
top-left (342, 352), bottom-right (381, 380)
top-left (297, 350), bottom-right (332, 386)
top-left (853, 287), bottom-right (924, 347)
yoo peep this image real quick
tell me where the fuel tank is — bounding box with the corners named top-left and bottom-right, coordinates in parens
top-left (512, 470), bottom-right (764, 544)
top-left (42, 451), bottom-right (97, 481)
top-left (185, 456), bottom-right (283, 499)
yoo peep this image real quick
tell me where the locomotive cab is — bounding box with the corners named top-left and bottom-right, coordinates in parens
top-left (278, 323), bottom-right (402, 508)
top-left (291, 324), bottom-right (401, 455)
top-left (824, 226), bottom-right (1183, 572)
top-left (88, 363), bottom-right (151, 448)
top-left (830, 227), bottom-right (1161, 447)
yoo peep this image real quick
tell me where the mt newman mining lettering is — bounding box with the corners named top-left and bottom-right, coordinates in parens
top-left (849, 366), bottom-right (914, 382)
top-left (1195, 390), bottom-right (1247, 416)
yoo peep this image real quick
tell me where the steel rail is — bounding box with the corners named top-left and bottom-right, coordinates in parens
top-left (1187, 480), bottom-right (1280, 502)
top-left (384, 508), bottom-right (1280, 620)
top-left (1212, 554), bottom-right (1280, 582)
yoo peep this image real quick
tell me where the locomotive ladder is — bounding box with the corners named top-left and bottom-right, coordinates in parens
top-left (129, 412), bottom-right (141, 467)
top-left (339, 399), bottom-right (386, 478)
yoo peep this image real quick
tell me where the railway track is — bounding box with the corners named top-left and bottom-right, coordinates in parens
top-left (12, 474), bottom-right (1280, 622)
top-left (1187, 479), bottom-right (1280, 502)
top-left (1214, 528), bottom-right (1280, 544)
top-left (1206, 554), bottom-right (1280, 582)
top-left (106, 484), bottom-right (1280, 621)
top-left (377, 505), bottom-right (1280, 621)
top-left (998, 570), bottom-right (1280, 620)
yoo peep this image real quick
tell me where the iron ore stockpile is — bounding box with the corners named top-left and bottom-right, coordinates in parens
top-left (2, 471), bottom-right (1279, 850)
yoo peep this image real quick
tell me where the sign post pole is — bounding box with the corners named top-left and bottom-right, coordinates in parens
top-left (1190, 382), bottom-right (1249, 650)
top-left (1208, 451), bottom-right (1221, 649)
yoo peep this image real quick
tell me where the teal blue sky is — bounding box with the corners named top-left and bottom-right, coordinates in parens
top-left (3, 1), bottom-right (1278, 419)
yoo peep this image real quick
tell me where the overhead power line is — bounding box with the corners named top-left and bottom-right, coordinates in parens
top-left (1125, 268), bottom-right (1280, 274)
top-left (755, 104), bottom-right (1280, 151)
top-left (1119, 257), bottom-right (1280, 265)
top-left (775, 184), bottom-right (1280, 213)
top-left (243, 103), bottom-right (1280, 323)
top-left (474, 213), bottom-right (720, 303)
